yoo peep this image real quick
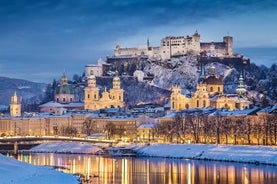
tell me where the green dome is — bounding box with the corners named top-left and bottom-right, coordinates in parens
top-left (55, 84), bottom-right (74, 94)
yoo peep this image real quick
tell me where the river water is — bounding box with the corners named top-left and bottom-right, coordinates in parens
top-left (7, 153), bottom-right (277, 184)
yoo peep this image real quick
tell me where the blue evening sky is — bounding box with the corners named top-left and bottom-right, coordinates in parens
top-left (0, 0), bottom-right (276, 82)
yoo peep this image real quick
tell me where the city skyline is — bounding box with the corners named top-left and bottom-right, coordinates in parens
top-left (0, 0), bottom-right (277, 82)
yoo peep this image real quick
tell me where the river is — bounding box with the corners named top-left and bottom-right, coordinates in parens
top-left (7, 153), bottom-right (277, 184)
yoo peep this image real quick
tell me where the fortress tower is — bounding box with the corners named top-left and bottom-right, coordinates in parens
top-left (10, 91), bottom-right (21, 117)
top-left (223, 36), bottom-right (233, 56)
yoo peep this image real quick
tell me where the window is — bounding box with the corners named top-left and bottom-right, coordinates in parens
top-left (88, 94), bottom-right (90, 99)
top-left (197, 100), bottom-right (199, 108)
top-left (203, 100), bottom-right (206, 107)
top-left (119, 96), bottom-right (121, 100)
top-left (56, 98), bottom-right (59, 102)
top-left (63, 98), bottom-right (65, 102)
top-left (70, 98), bottom-right (73, 102)
top-left (94, 94), bottom-right (97, 99)
top-left (218, 87), bottom-right (221, 92)
top-left (210, 87), bottom-right (213, 92)
top-left (186, 104), bottom-right (189, 109)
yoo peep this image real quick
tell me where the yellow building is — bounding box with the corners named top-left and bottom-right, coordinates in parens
top-left (84, 71), bottom-right (124, 110)
top-left (10, 91), bottom-right (21, 117)
top-left (170, 67), bottom-right (249, 111)
top-left (171, 83), bottom-right (210, 111)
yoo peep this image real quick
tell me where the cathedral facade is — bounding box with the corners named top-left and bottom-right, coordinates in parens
top-left (84, 71), bottom-right (124, 110)
top-left (171, 67), bottom-right (250, 111)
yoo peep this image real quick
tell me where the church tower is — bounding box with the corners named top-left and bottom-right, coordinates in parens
top-left (236, 72), bottom-right (247, 96)
top-left (109, 72), bottom-right (124, 108)
top-left (10, 91), bottom-right (21, 117)
top-left (84, 70), bottom-right (100, 110)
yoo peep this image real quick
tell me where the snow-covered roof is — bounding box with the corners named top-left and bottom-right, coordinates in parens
top-left (209, 107), bottom-right (260, 116)
top-left (138, 123), bottom-right (157, 129)
top-left (39, 101), bottom-right (64, 107)
top-left (39, 101), bottom-right (84, 108)
top-left (108, 116), bottom-right (139, 121)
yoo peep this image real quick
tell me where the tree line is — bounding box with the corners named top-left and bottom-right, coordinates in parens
top-left (157, 110), bottom-right (277, 145)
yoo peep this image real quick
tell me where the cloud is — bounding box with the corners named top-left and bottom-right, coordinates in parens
top-left (0, 0), bottom-right (276, 82)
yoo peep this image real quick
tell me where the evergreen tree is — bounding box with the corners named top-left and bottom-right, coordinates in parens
top-left (269, 64), bottom-right (277, 100)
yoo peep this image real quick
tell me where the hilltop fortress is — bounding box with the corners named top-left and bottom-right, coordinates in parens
top-left (114, 31), bottom-right (233, 60)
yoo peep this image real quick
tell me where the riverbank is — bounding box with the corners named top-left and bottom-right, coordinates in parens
top-left (27, 142), bottom-right (107, 154)
top-left (135, 144), bottom-right (277, 165)
top-left (27, 142), bottom-right (277, 165)
top-left (0, 153), bottom-right (78, 184)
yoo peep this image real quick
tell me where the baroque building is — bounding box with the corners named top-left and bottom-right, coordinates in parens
top-left (55, 73), bottom-right (75, 104)
top-left (84, 71), bottom-right (124, 110)
top-left (114, 31), bottom-right (233, 60)
top-left (10, 91), bottom-right (21, 117)
top-left (171, 67), bottom-right (250, 111)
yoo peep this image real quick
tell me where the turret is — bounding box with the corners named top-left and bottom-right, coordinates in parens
top-left (223, 36), bottom-right (233, 56)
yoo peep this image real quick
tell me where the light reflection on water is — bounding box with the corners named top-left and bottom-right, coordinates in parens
top-left (8, 153), bottom-right (277, 184)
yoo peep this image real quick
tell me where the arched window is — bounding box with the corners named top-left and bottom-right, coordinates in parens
top-left (88, 94), bottom-right (90, 99)
top-left (185, 104), bottom-right (189, 109)
top-left (197, 100), bottom-right (199, 108)
top-left (210, 87), bottom-right (213, 92)
top-left (94, 94), bottom-right (97, 99)
top-left (218, 87), bottom-right (220, 92)
top-left (172, 102), bottom-right (175, 109)
top-left (203, 100), bottom-right (206, 107)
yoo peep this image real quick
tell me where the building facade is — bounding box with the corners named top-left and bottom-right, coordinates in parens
top-left (84, 71), bottom-right (124, 110)
top-left (171, 67), bottom-right (249, 111)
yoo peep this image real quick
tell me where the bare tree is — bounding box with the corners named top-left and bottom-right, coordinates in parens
top-left (61, 126), bottom-right (77, 137)
top-left (83, 119), bottom-right (96, 136)
top-left (105, 122), bottom-right (116, 139)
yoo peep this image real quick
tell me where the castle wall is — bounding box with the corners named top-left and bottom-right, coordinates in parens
top-left (114, 33), bottom-right (231, 60)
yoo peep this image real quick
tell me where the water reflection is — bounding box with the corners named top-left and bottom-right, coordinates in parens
top-left (8, 153), bottom-right (277, 184)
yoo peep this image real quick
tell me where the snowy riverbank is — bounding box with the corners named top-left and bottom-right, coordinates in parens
top-left (27, 142), bottom-right (277, 165)
top-left (27, 142), bottom-right (106, 154)
top-left (135, 144), bottom-right (277, 165)
top-left (0, 154), bottom-right (78, 184)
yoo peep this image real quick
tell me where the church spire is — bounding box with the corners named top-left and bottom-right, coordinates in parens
top-left (236, 72), bottom-right (247, 96)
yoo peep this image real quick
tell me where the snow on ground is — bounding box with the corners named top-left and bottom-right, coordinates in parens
top-left (28, 142), bottom-right (103, 154)
top-left (137, 144), bottom-right (277, 165)
top-left (0, 154), bottom-right (77, 184)
top-left (27, 142), bottom-right (277, 165)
